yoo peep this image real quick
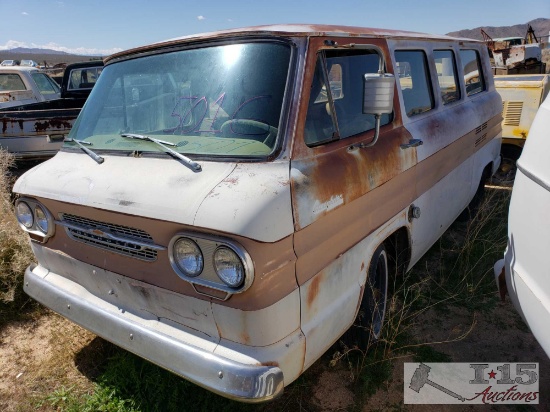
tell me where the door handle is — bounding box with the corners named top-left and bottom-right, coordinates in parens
top-left (400, 139), bottom-right (423, 149)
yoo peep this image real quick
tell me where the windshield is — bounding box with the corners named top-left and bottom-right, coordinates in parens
top-left (67, 41), bottom-right (292, 158)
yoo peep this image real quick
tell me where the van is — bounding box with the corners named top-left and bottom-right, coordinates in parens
top-left (13, 25), bottom-right (502, 402)
top-left (494, 94), bottom-right (550, 358)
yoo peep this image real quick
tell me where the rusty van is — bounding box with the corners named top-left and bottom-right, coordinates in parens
top-left (13, 25), bottom-right (502, 402)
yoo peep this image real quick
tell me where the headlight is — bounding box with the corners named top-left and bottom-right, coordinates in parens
top-left (16, 202), bottom-right (33, 228)
top-left (34, 205), bottom-right (49, 233)
top-left (173, 238), bottom-right (203, 277)
top-left (213, 246), bottom-right (245, 288)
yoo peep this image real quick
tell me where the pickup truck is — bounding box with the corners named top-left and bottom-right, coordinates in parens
top-left (493, 73), bottom-right (549, 184)
top-left (0, 61), bottom-right (103, 159)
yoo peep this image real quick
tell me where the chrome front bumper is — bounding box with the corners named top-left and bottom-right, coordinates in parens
top-left (24, 265), bottom-right (284, 402)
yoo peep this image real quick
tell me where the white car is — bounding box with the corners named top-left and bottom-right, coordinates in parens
top-left (20, 59), bottom-right (39, 68)
top-left (495, 93), bottom-right (550, 357)
top-left (1, 59), bottom-right (19, 66)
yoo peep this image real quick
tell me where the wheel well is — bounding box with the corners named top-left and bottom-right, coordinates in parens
top-left (482, 162), bottom-right (492, 182)
top-left (383, 227), bottom-right (411, 279)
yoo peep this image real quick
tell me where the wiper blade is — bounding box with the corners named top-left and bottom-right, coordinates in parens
top-left (121, 133), bottom-right (202, 172)
top-left (64, 138), bottom-right (104, 164)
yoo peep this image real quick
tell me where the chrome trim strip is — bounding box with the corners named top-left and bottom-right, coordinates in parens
top-left (517, 161), bottom-right (550, 193)
top-left (55, 220), bottom-right (166, 251)
top-left (24, 266), bottom-right (284, 402)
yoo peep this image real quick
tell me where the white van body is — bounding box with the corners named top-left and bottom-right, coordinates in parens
top-left (495, 94), bottom-right (550, 358)
top-left (13, 25), bottom-right (502, 402)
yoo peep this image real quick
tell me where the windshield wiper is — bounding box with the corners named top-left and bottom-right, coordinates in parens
top-left (63, 138), bottom-right (104, 164)
top-left (121, 133), bottom-right (202, 172)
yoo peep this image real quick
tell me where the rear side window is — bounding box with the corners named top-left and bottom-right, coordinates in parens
top-left (394, 50), bottom-right (434, 117)
top-left (0, 74), bottom-right (26, 91)
top-left (460, 49), bottom-right (485, 96)
top-left (68, 67), bottom-right (103, 90)
top-left (31, 72), bottom-right (60, 95)
top-left (434, 50), bottom-right (460, 104)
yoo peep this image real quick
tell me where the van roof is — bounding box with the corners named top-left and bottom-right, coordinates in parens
top-left (106, 24), bottom-right (479, 63)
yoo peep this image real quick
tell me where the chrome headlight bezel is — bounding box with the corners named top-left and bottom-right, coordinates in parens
top-left (168, 233), bottom-right (254, 297)
top-left (14, 198), bottom-right (55, 240)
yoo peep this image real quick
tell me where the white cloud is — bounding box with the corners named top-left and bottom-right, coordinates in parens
top-left (197, 15), bottom-right (205, 21)
top-left (0, 40), bottom-right (123, 56)
top-left (22, 12), bottom-right (29, 16)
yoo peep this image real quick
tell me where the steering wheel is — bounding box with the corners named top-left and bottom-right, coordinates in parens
top-left (220, 119), bottom-right (278, 146)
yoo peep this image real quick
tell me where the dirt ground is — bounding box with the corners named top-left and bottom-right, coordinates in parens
top-left (306, 297), bottom-right (549, 411)
top-left (1, 295), bottom-right (547, 411)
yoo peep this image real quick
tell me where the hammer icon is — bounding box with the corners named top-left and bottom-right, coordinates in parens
top-left (409, 363), bottom-right (465, 402)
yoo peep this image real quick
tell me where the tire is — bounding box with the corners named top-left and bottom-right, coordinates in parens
top-left (457, 174), bottom-right (486, 222)
top-left (346, 244), bottom-right (389, 348)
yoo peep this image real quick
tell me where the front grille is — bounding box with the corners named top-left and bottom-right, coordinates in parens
top-left (60, 213), bottom-right (158, 261)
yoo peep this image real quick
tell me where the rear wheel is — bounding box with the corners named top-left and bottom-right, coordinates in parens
top-left (492, 146), bottom-right (522, 186)
top-left (346, 244), bottom-right (388, 348)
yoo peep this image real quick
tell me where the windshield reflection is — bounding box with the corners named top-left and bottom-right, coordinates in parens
top-left (67, 41), bottom-right (291, 158)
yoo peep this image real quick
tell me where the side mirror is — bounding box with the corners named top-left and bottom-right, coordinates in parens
top-left (363, 73), bottom-right (395, 115)
top-left (359, 73), bottom-right (395, 149)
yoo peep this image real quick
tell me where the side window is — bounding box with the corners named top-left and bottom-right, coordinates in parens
top-left (434, 50), bottom-right (460, 104)
top-left (69, 67), bottom-right (103, 90)
top-left (31, 73), bottom-right (60, 95)
top-left (394, 50), bottom-right (434, 117)
top-left (0, 74), bottom-right (26, 91)
top-left (460, 49), bottom-right (485, 96)
top-left (304, 49), bottom-right (392, 146)
top-left (314, 64), bottom-right (343, 103)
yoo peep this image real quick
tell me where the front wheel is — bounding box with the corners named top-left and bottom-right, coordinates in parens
top-left (346, 244), bottom-right (389, 348)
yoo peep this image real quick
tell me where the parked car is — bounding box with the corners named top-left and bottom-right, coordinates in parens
top-left (0, 62), bottom-right (103, 159)
top-left (0, 59), bottom-right (20, 66)
top-left (0, 66), bottom-right (61, 108)
top-left (494, 93), bottom-right (550, 358)
top-left (20, 59), bottom-right (39, 67)
top-left (14, 25), bottom-right (501, 401)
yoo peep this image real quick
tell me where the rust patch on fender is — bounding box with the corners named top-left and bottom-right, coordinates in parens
top-left (306, 272), bottom-right (323, 308)
top-left (241, 331), bottom-right (251, 345)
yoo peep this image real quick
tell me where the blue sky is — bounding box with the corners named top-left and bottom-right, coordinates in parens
top-left (1, 0), bottom-right (548, 55)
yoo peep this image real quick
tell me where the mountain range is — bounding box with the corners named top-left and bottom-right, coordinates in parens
top-left (446, 17), bottom-right (550, 41)
top-left (3, 47), bottom-right (72, 56)
top-left (1, 17), bottom-right (548, 66)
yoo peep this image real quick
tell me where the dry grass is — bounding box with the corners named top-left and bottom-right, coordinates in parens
top-left (0, 151), bottom-right (35, 312)
top-left (0, 153), bottom-right (99, 409)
